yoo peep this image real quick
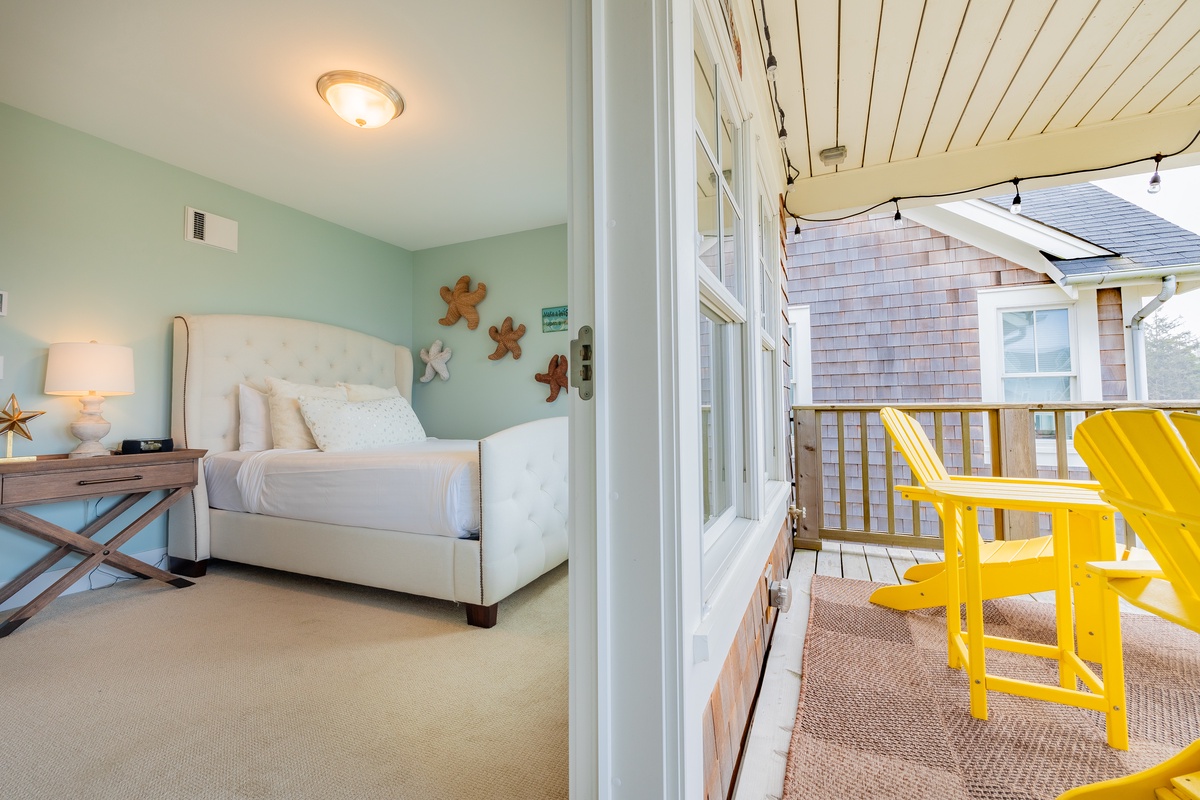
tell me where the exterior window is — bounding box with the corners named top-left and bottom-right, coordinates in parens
top-left (1000, 307), bottom-right (1075, 437)
top-left (694, 21), bottom-right (749, 599)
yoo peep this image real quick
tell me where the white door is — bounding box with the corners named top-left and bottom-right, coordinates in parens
top-left (569, 0), bottom-right (687, 797)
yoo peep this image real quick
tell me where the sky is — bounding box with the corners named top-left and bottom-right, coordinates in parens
top-left (1093, 164), bottom-right (1200, 340)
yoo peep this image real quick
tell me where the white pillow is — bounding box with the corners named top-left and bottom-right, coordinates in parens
top-left (298, 395), bottom-right (427, 452)
top-left (264, 376), bottom-right (347, 450)
top-left (238, 384), bottom-right (273, 451)
top-left (337, 382), bottom-right (401, 403)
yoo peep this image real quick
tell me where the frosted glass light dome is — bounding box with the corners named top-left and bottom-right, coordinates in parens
top-left (316, 71), bottom-right (404, 129)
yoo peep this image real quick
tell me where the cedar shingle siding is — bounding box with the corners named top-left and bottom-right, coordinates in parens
top-left (787, 214), bottom-right (1051, 403)
top-left (1097, 287), bottom-right (1127, 401)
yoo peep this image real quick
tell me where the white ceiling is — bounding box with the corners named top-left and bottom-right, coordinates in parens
top-left (0, 0), bottom-right (568, 252)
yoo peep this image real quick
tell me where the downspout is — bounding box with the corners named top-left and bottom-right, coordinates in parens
top-left (1129, 275), bottom-right (1178, 401)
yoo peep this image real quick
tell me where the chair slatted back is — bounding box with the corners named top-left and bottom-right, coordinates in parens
top-left (880, 407), bottom-right (950, 486)
top-left (1075, 409), bottom-right (1200, 617)
top-left (1170, 411), bottom-right (1200, 462)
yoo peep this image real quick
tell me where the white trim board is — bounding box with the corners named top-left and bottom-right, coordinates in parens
top-left (0, 547), bottom-right (168, 612)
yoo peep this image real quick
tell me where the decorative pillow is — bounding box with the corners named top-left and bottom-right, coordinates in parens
top-left (238, 384), bottom-right (273, 451)
top-left (337, 382), bottom-right (401, 403)
top-left (264, 376), bottom-right (347, 450)
top-left (298, 395), bottom-right (427, 452)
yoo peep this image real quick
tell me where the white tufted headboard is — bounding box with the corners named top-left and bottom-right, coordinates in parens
top-left (171, 314), bottom-right (414, 457)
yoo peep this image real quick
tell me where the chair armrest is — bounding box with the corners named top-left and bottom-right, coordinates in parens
top-left (1086, 560), bottom-right (1164, 579)
top-left (895, 485), bottom-right (940, 503)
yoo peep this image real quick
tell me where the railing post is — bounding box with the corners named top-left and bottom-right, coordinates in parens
top-left (793, 409), bottom-right (823, 550)
top-left (998, 407), bottom-right (1039, 540)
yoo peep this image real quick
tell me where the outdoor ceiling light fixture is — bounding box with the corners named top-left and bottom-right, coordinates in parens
top-left (316, 70), bottom-right (404, 129)
top-left (1148, 154), bottom-right (1163, 194)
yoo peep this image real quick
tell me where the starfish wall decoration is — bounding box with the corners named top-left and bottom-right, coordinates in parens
top-left (535, 354), bottom-right (569, 402)
top-left (419, 340), bottom-right (453, 382)
top-left (488, 317), bottom-right (527, 361)
top-left (438, 275), bottom-right (487, 330)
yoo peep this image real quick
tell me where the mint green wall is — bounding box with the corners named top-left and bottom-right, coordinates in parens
top-left (0, 103), bottom-right (414, 584)
top-left (412, 225), bottom-right (569, 439)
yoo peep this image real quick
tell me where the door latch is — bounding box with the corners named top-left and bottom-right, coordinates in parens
top-left (570, 325), bottom-right (594, 401)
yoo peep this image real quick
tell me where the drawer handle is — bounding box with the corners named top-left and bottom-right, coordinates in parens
top-left (78, 475), bottom-right (144, 486)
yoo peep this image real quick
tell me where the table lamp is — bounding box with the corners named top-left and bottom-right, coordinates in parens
top-left (44, 341), bottom-right (135, 458)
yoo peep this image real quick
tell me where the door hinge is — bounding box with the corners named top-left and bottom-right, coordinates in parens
top-left (570, 325), bottom-right (594, 401)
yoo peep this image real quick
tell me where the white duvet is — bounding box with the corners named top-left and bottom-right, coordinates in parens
top-left (204, 440), bottom-right (481, 538)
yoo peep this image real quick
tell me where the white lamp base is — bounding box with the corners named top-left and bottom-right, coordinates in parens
top-left (68, 394), bottom-right (112, 458)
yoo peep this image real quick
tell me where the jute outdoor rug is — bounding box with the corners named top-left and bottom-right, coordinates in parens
top-left (784, 575), bottom-right (1200, 800)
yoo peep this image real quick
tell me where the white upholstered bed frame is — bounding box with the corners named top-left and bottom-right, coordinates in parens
top-left (166, 314), bottom-right (568, 627)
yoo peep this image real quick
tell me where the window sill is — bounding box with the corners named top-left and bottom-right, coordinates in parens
top-left (693, 481), bottom-right (791, 666)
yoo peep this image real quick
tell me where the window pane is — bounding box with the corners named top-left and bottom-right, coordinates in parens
top-left (721, 189), bottom-right (740, 299)
top-left (1035, 309), bottom-right (1072, 372)
top-left (1003, 376), bottom-right (1072, 403)
top-left (700, 308), bottom-right (730, 526)
top-left (693, 32), bottom-right (717, 149)
top-left (696, 137), bottom-right (720, 280)
top-left (719, 101), bottom-right (737, 195)
top-left (1001, 311), bottom-right (1036, 373)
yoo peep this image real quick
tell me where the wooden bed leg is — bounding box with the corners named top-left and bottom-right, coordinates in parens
top-left (168, 557), bottom-right (210, 578)
top-left (465, 603), bottom-right (498, 628)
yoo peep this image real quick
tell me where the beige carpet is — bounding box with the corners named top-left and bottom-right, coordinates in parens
top-left (0, 562), bottom-right (568, 800)
top-left (784, 575), bottom-right (1200, 800)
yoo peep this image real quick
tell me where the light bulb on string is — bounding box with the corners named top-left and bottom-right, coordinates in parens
top-left (1009, 179), bottom-right (1022, 215)
top-left (778, 125), bottom-right (788, 149)
top-left (1148, 154), bottom-right (1162, 194)
top-left (893, 200), bottom-right (903, 229)
top-left (766, 53), bottom-right (778, 80)
top-left (793, 220), bottom-right (802, 239)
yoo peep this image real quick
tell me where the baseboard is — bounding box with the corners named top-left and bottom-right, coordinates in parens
top-left (0, 547), bottom-right (169, 612)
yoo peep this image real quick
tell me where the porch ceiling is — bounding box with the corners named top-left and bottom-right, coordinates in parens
top-left (761, 0), bottom-right (1200, 217)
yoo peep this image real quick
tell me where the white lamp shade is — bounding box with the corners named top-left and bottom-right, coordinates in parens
top-left (44, 342), bottom-right (135, 396)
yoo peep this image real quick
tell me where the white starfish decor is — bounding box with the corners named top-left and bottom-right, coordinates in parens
top-left (419, 340), bottom-right (452, 382)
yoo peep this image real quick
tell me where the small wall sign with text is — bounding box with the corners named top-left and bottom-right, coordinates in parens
top-left (542, 305), bottom-right (568, 333)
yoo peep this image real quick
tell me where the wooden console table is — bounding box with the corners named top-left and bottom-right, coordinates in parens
top-left (0, 449), bottom-right (206, 637)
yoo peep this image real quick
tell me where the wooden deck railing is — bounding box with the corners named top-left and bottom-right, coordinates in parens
top-left (790, 402), bottom-right (1200, 550)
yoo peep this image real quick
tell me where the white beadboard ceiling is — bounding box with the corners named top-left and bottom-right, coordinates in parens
top-left (759, 0), bottom-right (1200, 216)
top-left (0, 0), bottom-right (567, 252)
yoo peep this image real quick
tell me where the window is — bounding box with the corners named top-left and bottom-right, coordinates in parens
top-left (1001, 307), bottom-right (1075, 402)
top-left (694, 21), bottom-right (749, 598)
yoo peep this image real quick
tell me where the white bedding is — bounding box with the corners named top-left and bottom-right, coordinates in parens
top-left (203, 440), bottom-right (481, 538)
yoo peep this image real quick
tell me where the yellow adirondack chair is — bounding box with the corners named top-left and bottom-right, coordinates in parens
top-left (870, 407), bottom-right (1103, 612)
top-left (1058, 408), bottom-right (1200, 800)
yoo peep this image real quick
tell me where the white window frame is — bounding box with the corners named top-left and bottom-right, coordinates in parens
top-left (788, 304), bottom-right (813, 406)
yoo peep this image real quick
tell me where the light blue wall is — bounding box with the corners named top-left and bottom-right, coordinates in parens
top-left (411, 225), bottom-right (569, 439)
top-left (0, 103), bottom-right (414, 584)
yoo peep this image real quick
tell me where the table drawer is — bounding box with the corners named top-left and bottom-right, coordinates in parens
top-left (0, 460), bottom-right (197, 506)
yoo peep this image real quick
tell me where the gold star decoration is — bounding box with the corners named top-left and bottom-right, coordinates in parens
top-left (488, 316), bottom-right (527, 361)
top-left (438, 275), bottom-right (488, 330)
top-left (0, 394), bottom-right (45, 441)
top-left (535, 354), bottom-right (569, 402)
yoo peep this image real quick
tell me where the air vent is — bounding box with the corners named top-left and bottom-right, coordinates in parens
top-left (184, 207), bottom-right (238, 252)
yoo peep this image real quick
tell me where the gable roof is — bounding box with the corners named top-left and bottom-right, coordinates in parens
top-left (986, 182), bottom-right (1200, 281)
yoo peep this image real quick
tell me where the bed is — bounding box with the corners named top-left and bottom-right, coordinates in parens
top-left (166, 313), bottom-right (568, 627)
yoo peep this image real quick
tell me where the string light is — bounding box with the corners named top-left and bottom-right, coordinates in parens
top-left (793, 220), bottom-right (802, 239)
top-left (753, 0), bottom-right (1198, 227)
top-left (892, 199), bottom-right (903, 228)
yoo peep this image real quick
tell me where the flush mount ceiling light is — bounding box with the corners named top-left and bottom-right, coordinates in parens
top-left (316, 70), bottom-right (404, 129)
top-left (818, 145), bottom-right (847, 166)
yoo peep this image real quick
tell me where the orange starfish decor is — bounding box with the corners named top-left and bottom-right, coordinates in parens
top-left (438, 275), bottom-right (487, 329)
top-left (488, 316), bottom-right (527, 361)
top-left (535, 354), bottom-right (569, 402)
